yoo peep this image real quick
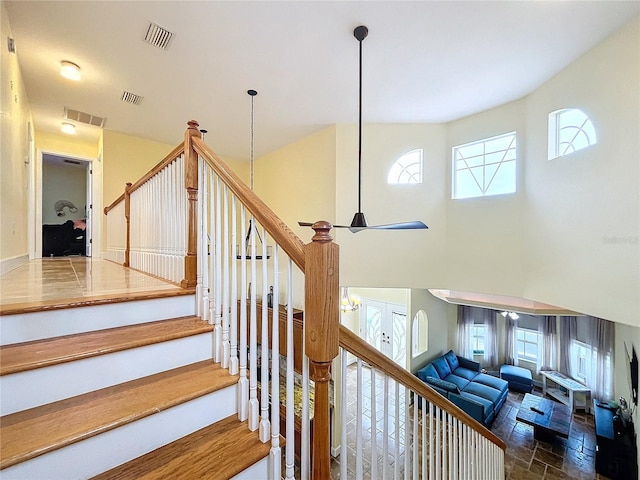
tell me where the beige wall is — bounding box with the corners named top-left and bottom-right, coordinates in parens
top-left (102, 130), bottom-right (175, 207)
top-left (1, 1), bottom-right (33, 266)
top-left (35, 132), bottom-right (98, 160)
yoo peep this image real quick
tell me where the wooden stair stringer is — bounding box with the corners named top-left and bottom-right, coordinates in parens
top-left (91, 415), bottom-right (278, 480)
top-left (0, 360), bottom-right (236, 472)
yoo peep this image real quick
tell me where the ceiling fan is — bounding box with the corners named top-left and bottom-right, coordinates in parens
top-left (299, 25), bottom-right (428, 233)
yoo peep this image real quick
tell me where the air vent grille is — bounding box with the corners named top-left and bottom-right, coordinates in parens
top-left (63, 159), bottom-right (82, 165)
top-left (7, 36), bottom-right (15, 53)
top-left (121, 91), bottom-right (144, 106)
top-left (144, 22), bottom-right (173, 50)
top-left (64, 107), bottom-right (106, 127)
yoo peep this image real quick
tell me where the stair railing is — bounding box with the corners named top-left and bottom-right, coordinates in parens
top-left (105, 120), bottom-right (506, 479)
top-left (103, 141), bottom-right (192, 287)
top-left (338, 326), bottom-right (506, 479)
top-left (191, 123), bottom-right (338, 480)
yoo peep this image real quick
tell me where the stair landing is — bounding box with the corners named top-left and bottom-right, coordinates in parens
top-left (0, 258), bottom-right (187, 316)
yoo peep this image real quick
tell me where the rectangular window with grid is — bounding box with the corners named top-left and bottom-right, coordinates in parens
top-left (515, 327), bottom-right (540, 363)
top-left (471, 324), bottom-right (486, 355)
top-left (452, 131), bottom-right (517, 199)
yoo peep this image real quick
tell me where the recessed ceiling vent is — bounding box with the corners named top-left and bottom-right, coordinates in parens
top-left (63, 159), bottom-right (83, 165)
top-left (121, 91), bottom-right (144, 106)
top-left (64, 107), bottom-right (106, 127)
top-left (144, 22), bottom-right (173, 50)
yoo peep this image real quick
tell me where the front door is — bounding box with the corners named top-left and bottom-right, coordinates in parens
top-left (361, 300), bottom-right (407, 367)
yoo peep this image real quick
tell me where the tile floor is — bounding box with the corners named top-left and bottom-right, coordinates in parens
top-left (0, 258), bottom-right (180, 308)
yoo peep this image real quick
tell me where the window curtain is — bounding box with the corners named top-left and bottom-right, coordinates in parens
top-left (483, 310), bottom-right (498, 367)
top-left (558, 316), bottom-right (577, 376)
top-left (585, 316), bottom-right (615, 401)
top-left (456, 306), bottom-right (474, 358)
top-left (538, 315), bottom-right (557, 374)
top-left (504, 316), bottom-right (518, 366)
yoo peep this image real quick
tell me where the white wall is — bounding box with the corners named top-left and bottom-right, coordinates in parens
top-left (524, 17), bottom-right (639, 326)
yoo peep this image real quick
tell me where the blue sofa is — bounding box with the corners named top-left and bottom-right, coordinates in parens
top-left (416, 350), bottom-right (509, 427)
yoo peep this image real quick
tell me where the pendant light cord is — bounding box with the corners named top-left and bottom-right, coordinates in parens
top-left (357, 36), bottom-right (363, 214)
top-left (250, 93), bottom-right (255, 192)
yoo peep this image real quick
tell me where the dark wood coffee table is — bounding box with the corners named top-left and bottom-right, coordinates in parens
top-left (516, 393), bottom-right (572, 442)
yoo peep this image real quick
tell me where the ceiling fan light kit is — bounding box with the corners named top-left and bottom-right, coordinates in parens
top-left (299, 25), bottom-right (428, 233)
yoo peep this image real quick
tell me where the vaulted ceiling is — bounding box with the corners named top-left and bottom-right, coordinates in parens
top-left (5, 1), bottom-right (639, 159)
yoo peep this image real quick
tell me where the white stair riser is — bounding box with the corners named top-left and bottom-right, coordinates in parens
top-left (0, 295), bottom-right (196, 345)
top-left (0, 333), bottom-right (213, 415)
top-left (1, 385), bottom-right (237, 480)
top-left (231, 456), bottom-right (270, 479)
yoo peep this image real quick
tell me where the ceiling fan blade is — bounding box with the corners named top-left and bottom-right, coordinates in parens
top-left (298, 221), bottom-right (353, 229)
top-left (367, 221), bottom-right (429, 230)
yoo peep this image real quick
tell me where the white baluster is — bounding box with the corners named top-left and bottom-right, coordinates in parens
top-left (229, 195), bottom-right (238, 375)
top-left (394, 381), bottom-right (400, 480)
top-left (259, 227), bottom-right (270, 442)
top-left (371, 367), bottom-right (377, 480)
top-left (412, 392), bottom-right (418, 480)
top-left (340, 349), bottom-right (348, 480)
top-left (195, 157), bottom-right (203, 317)
top-left (301, 335), bottom-right (310, 480)
top-left (201, 167), bottom-right (210, 323)
top-left (237, 206), bottom-right (248, 421)
top-left (214, 177), bottom-right (223, 362)
top-left (221, 186), bottom-right (230, 368)
top-left (284, 259), bottom-right (294, 480)
top-left (404, 386), bottom-right (411, 479)
top-left (356, 359), bottom-right (363, 479)
top-left (382, 375), bottom-right (389, 480)
top-left (268, 245), bottom-right (280, 479)
top-left (424, 397), bottom-right (429, 480)
top-left (248, 215), bottom-right (259, 431)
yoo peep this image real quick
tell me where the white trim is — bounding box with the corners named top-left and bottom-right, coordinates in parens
top-left (32, 149), bottom-right (103, 259)
top-left (0, 254), bottom-right (29, 276)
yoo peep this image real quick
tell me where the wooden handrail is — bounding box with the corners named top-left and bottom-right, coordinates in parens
top-left (192, 136), bottom-right (306, 272)
top-left (338, 324), bottom-right (507, 451)
top-left (104, 193), bottom-right (125, 215)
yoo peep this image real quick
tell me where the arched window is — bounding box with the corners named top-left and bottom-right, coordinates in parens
top-left (387, 149), bottom-right (423, 184)
top-left (548, 108), bottom-right (597, 160)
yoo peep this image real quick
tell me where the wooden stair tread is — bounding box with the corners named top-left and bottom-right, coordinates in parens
top-left (91, 415), bottom-right (274, 480)
top-left (0, 288), bottom-right (195, 316)
top-left (0, 360), bottom-right (236, 470)
top-left (0, 316), bottom-right (212, 375)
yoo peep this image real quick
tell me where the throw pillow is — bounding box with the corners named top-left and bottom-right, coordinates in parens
top-left (426, 376), bottom-right (460, 394)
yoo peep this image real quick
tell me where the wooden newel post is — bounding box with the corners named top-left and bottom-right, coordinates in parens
top-left (181, 120), bottom-right (201, 289)
top-left (124, 182), bottom-right (132, 267)
top-left (305, 221), bottom-right (339, 479)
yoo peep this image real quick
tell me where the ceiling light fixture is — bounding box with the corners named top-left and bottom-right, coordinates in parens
top-left (60, 61), bottom-right (81, 81)
top-left (340, 287), bottom-right (360, 312)
top-left (500, 311), bottom-right (520, 320)
top-left (61, 122), bottom-right (76, 135)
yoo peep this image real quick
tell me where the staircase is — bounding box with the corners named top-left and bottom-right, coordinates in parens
top-left (0, 291), bottom-right (271, 479)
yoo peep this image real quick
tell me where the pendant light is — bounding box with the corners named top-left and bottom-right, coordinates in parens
top-left (237, 89), bottom-right (271, 260)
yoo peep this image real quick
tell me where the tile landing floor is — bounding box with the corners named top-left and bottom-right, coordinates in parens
top-left (0, 257), bottom-right (181, 310)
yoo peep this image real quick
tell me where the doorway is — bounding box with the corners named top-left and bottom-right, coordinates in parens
top-left (41, 154), bottom-right (90, 257)
top-left (360, 299), bottom-right (407, 367)
top-left (38, 153), bottom-right (93, 258)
